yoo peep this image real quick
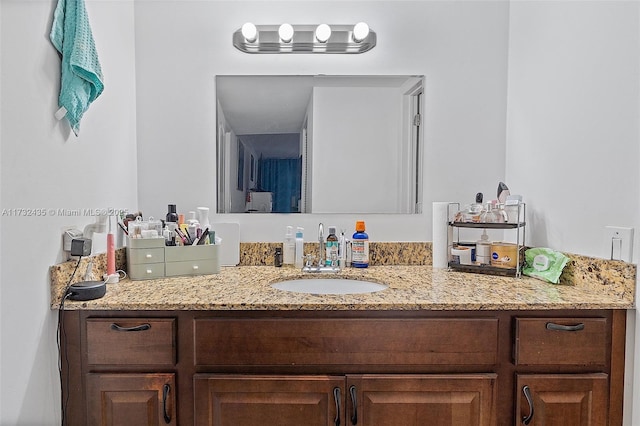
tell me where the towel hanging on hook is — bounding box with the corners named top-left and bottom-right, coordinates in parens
top-left (50, 0), bottom-right (104, 136)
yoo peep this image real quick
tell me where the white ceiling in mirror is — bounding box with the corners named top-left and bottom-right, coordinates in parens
top-left (216, 75), bottom-right (419, 135)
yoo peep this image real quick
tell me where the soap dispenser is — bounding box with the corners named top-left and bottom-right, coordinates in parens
top-left (283, 226), bottom-right (295, 266)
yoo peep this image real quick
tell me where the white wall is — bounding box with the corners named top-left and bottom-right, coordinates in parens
top-left (0, 1), bottom-right (138, 424)
top-left (135, 1), bottom-right (510, 241)
top-left (505, 2), bottom-right (640, 424)
top-left (505, 1), bottom-right (639, 258)
top-left (312, 86), bottom-right (401, 213)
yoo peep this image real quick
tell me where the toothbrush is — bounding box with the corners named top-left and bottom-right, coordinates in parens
top-left (106, 215), bottom-right (115, 276)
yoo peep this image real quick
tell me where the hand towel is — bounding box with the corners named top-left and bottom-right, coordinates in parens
top-left (50, 0), bottom-right (104, 136)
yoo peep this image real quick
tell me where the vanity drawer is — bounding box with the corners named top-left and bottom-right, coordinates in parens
top-left (128, 263), bottom-right (165, 280)
top-left (127, 247), bottom-right (165, 265)
top-left (194, 318), bottom-right (499, 367)
top-left (165, 259), bottom-right (219, 276)
top-left (165, 245), bottom-right (220, 276)
top-left (86, 318), bottom-right (176, 366)
top-left (514, 317), bottom-right (608, 366)
top-left (165, 245), bottom-right (219, 262)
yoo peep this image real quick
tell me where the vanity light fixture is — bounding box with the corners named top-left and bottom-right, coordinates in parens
top-left (233, 22), bottom-right (376, 53)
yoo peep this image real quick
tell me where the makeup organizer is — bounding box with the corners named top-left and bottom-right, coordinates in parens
top-left (127, 237), bottom-right (220, 280)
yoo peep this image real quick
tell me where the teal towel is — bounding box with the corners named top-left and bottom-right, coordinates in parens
top-left (50, 0), bottom-right (104, 135)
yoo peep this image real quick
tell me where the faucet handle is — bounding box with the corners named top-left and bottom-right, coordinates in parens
top-left (305, 254), bottom-right (314, 268)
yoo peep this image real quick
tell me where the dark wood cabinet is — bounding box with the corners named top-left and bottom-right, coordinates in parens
top-left (194, 373), bottom-right (496, 426)
top-left (60, 309), bottom-right (626, 426)
top-left (348, 374), bottom-right (497, 426)
top-left (515, 374), bottom-right (609, 426)
top-left (86, 373), bottom-right (176, 426)
top-left (194, 375), bottom-right (345, 426)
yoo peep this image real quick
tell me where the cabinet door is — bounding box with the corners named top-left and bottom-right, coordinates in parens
top-left (347, 374), bottom-right (497, 426)
top-left (516, 374), bottom-right (608, 426)
top-left (86, 373), bottom-right (176, 426)
top-left (193, 375), bottom-right (345, 426)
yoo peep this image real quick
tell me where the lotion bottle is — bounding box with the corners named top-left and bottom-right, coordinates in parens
top-left (283, 226), bottom-right (295, 266)
top-left (476, 230), bottom-right (491, 265)
top-left (294, 227), bottom-right (304, 269)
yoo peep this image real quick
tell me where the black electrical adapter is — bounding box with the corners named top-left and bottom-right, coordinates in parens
top-left (70, 238), bottom-right (92, 257)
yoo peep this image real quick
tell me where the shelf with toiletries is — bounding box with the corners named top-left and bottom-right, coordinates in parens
top-left (447, 202), bottom-right (526, 277)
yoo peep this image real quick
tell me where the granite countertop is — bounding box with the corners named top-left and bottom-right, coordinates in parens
top-left (52, 265), bottom-right (635, 311)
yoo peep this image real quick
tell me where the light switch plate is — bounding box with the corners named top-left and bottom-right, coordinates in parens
top-left (604, 226), bottom-right (634, 263)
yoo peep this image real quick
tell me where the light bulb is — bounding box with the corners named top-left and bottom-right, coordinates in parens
top-left (278, 23), bottom-right (294, 43)
top-left (315, 24), bottom-right (331, 43)
top-left (352, 22), bottom-right (370, 42)
top-left (241, 22), bottom-right (257, 42)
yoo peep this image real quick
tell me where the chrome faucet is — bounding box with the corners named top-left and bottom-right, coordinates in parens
top-left (301, 222), bottom-right (340, 273)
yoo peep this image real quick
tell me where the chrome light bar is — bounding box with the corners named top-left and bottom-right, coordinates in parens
top-left (233, 23), bottom-right (376, 54)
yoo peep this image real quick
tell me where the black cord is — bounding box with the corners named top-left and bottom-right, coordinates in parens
top-left (57, 255), bottom-right (82, 426)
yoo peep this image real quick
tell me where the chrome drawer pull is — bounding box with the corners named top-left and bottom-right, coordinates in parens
top-left (110, 323), bottom-right (151, 332)
top-left (546, 322), bottom-right (585, 332)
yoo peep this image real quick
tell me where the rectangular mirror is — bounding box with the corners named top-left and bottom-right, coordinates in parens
top-left (216, 75), bottom-right (424, 214)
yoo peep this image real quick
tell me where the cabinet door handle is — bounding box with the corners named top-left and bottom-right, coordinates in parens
top-left (546, 322), bottom-right (585, 332)
top-left (162, 383), bottom-right (171, 424)
top-left (349, 385), bottom-right (358, 425)
top-left (333, 387), bottom-right (341, 426)
top-left (110, 323), bottom-right (151, 332)
top-left (521, 385), bottom-right (534, 425)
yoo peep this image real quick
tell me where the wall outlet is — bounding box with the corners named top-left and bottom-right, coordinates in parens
top-left (604, 226), bottom-right (634, 263)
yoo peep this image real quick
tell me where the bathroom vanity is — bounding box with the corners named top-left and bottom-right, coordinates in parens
top-left (54, 265), bottom-right (634, 426)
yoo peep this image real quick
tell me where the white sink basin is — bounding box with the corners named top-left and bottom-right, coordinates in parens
top-left (271, 278), bottom-right (388, 295)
